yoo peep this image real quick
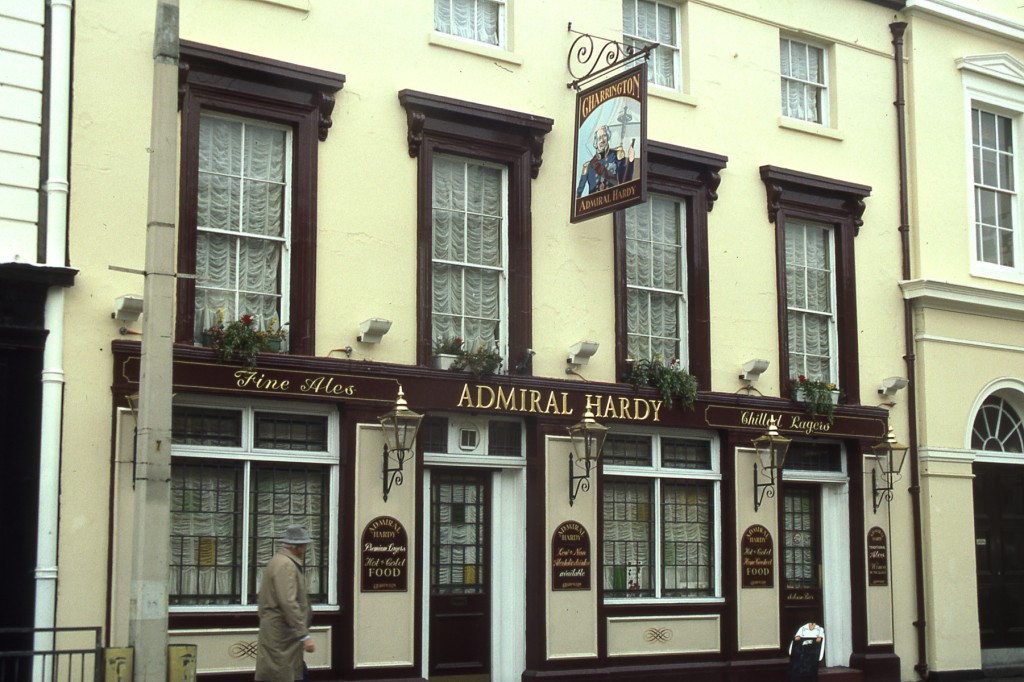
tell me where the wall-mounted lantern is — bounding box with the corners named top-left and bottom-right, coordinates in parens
top-left (752, 416), bottom-right (791, 512)
top-left (567, 409), bottom-right (609, 506)
top-left (871, 427), bottom-right (909, 513)
top-left (379, 385), bottom-right (424, 502)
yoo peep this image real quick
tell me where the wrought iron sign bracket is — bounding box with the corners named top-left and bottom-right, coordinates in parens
top-left (753, 460), bottom-right (777, 512)
top-left (872, 467), bottom-right (894, 514)
top-left (382, 444), bottom-right (410, 503)
top-left (568, 453), bottom-right (593, 507)
top-left (566, 22), bottom-right (658, 91)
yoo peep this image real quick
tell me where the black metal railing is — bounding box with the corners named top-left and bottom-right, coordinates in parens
top-left (0, 627), bottom-right (102, 682)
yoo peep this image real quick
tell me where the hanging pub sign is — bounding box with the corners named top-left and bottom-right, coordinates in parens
top-left (360, 516), bottom-right (409, 592)
top-left (571, 63), bottom-right (647, 223)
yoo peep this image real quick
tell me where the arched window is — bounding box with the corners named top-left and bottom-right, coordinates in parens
top-left (972, 395), bottom-right (1024, 453)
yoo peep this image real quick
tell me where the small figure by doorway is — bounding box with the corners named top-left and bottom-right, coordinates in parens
top-left (788, 622), bottom-right (825, 681)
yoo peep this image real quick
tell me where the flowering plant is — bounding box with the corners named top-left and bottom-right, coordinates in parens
top-left (792, 375), bottom-right (840, 421)
top-left (451, 341), bottom-right (503, 377)
top-left (628, 355), bottom-right (697, 410)
top-left (263, 317), bottom-right (289, 341)
top-left (203, 310), bottom-right (268, 370)
top-left (433, 335), bottom-right (465, 356)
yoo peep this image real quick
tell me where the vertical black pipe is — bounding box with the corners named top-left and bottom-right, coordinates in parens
top-left (890, 20), bottom-right (929, 681)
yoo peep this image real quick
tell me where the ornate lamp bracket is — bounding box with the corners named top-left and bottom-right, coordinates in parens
top-left (566, 23), bottom-right (658, 90)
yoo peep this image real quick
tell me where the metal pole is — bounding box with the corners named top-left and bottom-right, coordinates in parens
top-left (128, 2), bottom-right (179, 680)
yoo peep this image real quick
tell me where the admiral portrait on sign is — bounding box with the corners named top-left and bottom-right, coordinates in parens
top-left (571, 64), bottom-right (647, 222)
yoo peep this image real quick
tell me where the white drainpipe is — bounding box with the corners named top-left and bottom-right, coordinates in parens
top-left (34, 0), bottom-right (74, 656)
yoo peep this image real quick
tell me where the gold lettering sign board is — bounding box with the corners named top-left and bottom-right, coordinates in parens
top-left (740, 524), bottom-right (774, 588)
top-left (457, 384), bottom-right (665, 423)
top-left (704, 405), bottom-right (886, 439)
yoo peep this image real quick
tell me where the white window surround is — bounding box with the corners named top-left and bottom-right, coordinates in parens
top-left (785, 220), bottom-right (839, 384)
top-left (622, 0), bottom-right (683, 92)
top-left (431, 154), bottom-right (510, 364)
top-left (194, 112), bottom-right (293, 341)
top-left (169, 395), bottom-right (340, 612)
top-left (780, 36), bottom-right (830, 127)
top-left (433, 0), bottom-right (508, 50)
top-left (602, 427), bottom-right (722, 605)
top-left (967, 378), bottom-right (1024, 464)
top-left (428, 31), bottom-right (522, 66)
top-left (961, 53), bottom-right (1024, 283)
top-left (625, 193), bottom-right (687, 365)
top-left (244, 0), bottom-right (310, 11)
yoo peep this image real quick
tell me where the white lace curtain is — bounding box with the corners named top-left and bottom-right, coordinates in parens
top-left (780, 39), bottom-right (823, 122)
top-left (434, 0), bottom-right (502, 46)
top-left (194, 114), bottom-right (287, 339)
top-left (435, 482), bottom-right (481, 588)
top-left (624, 0), bottom-right (677, 88)
top-left (170, 463), bottom-right (324, 605)
top-left (661, 483), bottom-right (711, 593)
top-left (169, 464), bottom-right (240, 604)
top-left (626, 197), bottom-right (684, 361)
top-left (786, 221), bottom-right (833, 382)
top-left (602, 481), bottom-right (653, 593)
top-left (432, 156), bottom-right (503, 351)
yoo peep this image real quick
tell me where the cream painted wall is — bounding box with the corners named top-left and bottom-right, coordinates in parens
top-left (914, 309), bottom-right (1024, 447)
top-left (63, 0), bottom-right (915, 672)
top-left (904, 12), bottom-right (1024, 291)
top-left (353, 423), bottom-right (416, 669)
top-left (545, 437), bottom-right (599, 660)
top-left (735, 447), bottom-right (781, 651)
top-left (919, 456), bottom-right (982, 672)
top-left (862, 457), bottom-right (895, 647)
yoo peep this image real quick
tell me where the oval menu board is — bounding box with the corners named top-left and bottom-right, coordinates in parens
top-left (361, 516), bottom-right (409, 592)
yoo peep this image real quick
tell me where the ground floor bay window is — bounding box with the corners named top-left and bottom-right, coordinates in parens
top-left (602, 430), bottom-right (721, 601)
top-left (168, 399), bottom-right (339, 609)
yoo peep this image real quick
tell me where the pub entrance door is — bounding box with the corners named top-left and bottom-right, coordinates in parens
top-left (779, 447), bottom-right (853, 669)
top-left (780, 483), bottom-right (824, 647)
top-left (427, 470), bottom-right (491, 681)
top-left (423, 465), bottom-right (525, 682)
top-left (974, 463), bottom-right (1024, 651)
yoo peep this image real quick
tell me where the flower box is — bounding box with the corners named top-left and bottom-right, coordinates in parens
top-left (433, 353), bottom-right (459, 370)
top-left (794, 388), bottom-right (839, 405)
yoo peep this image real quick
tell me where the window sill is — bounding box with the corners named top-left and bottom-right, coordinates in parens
top-left (428, 32), bottom-right (523, 66)
top-left (777, 116), bottom-right (844, 141)
top-left (649, 87), bottom-right (697, 108)
top-left (170, 604), bottom-right (340, 614)
top-left (970, 262), bottom-right (1024, 287)
top-left (244, 0), bottom-right (309, 11)
top-left (603, 596), bottom-right (725, 606)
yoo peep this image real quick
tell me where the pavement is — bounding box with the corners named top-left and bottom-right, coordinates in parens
top-left (959, 670), bottom-right (1024, 681)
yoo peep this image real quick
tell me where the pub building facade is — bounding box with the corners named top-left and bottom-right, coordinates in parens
top-left (55, 1), bottom-right (940, 681)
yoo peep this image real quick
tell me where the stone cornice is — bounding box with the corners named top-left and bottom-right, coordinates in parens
top-left (905, 0), bottom-right (1024, 43)
top-left (957, 53), bottom-right (1024, 87)
top-left (900, 278), bottom-right (1024, 320)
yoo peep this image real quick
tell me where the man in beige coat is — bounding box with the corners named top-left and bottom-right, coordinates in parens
top-left (255, 525), bottom-right (314, 682)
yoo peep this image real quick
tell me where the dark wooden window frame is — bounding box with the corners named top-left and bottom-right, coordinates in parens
top-left (614, 141), bottom-right (727, 388)
top-left (176, 41), bottom-right (345, 354)
top-left (399, 89), bottom-right (553, 369)
top-left (759, 165), bottom-right (870, 403)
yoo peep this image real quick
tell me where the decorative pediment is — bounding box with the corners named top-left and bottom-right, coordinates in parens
top-left (957, 53), bottom-right (1024, 88)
